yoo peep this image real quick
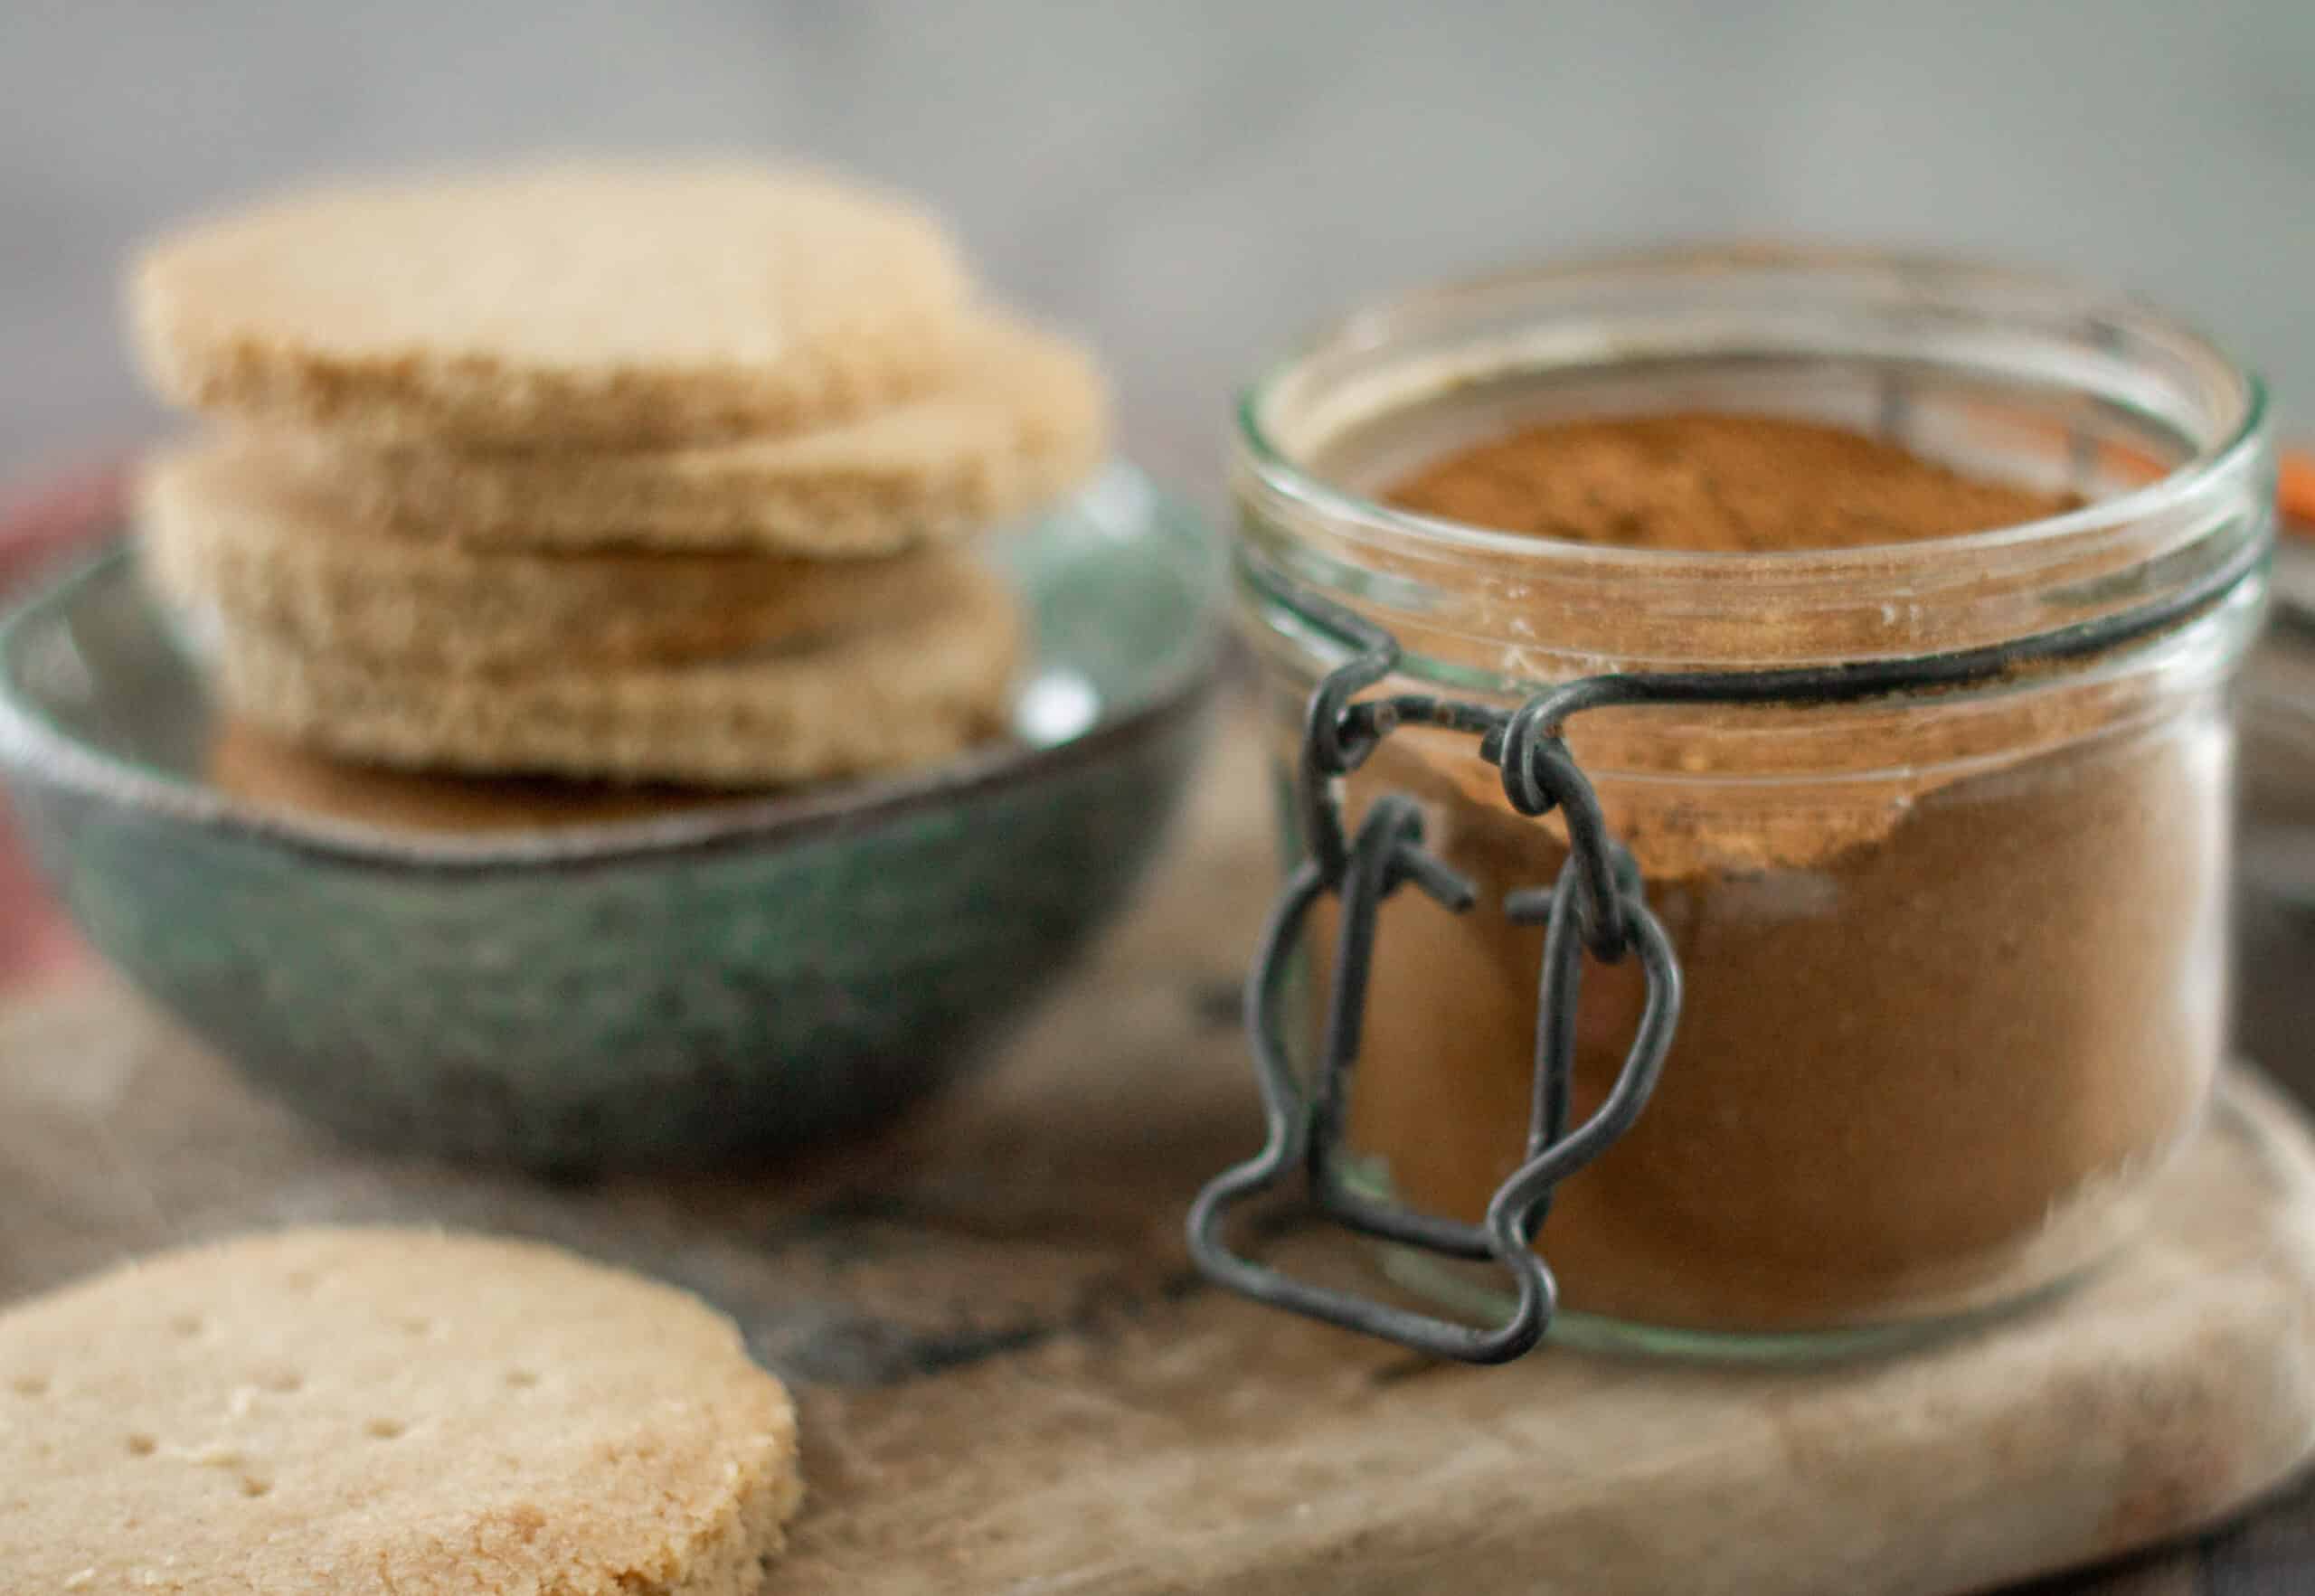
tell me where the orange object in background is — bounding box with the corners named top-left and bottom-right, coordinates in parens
top-left (2282, 452), bottom-right (2315, 540)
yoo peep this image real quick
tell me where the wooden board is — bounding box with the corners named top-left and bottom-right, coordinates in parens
top-left (4, 714), bottom-right (2314, 1595)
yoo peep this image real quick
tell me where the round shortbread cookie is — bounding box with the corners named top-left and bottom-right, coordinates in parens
top-left (141, 439), bottom-right (980, 670)
top-left (210, 717), bottom-right (759, 833)
top-left (209, 562), bottom-right (1025, 786)
top-left (1, 1227), bottom-right (801, 1594)
top-left (129, 162), bottom-right (973, 447)
top-left (264, 316), bottom-right (1110, 553)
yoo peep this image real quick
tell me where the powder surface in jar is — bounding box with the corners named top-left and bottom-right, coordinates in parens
top-left (1384, 412), bottom-right (2074, 551)
top-left (1328, 412), bottom-right (2225, 1332)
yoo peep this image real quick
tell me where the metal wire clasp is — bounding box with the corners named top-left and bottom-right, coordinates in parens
top-left (1186, 598), bottom-right (1682, 1365)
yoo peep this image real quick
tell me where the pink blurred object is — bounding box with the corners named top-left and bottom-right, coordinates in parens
top-left (0, 462), bottom-right (124, 990)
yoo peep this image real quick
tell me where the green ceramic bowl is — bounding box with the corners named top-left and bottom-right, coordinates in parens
top-left (0, 464), bottom-right (1218, 1171)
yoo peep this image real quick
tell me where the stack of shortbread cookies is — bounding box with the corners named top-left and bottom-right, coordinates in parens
top-left (128, 163), bottom-right (1106, 814)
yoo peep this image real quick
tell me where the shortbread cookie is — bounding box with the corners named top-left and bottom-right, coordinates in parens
top-left (129, 162), bottom-right (972, 447)
top-left (212, 562), bottom-right (1025, 785)
top-left (266, 316), bottom-right (1110, 553)
top-left (211, 717), bottom-right (756, 833)
top-left (142, 439), bottom-right (978, 668)
top-left (2, 1227), bottom-right (801, 1594)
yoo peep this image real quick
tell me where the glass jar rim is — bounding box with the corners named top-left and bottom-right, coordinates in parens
top-left (1233, 242), bottom-right (2269, 578)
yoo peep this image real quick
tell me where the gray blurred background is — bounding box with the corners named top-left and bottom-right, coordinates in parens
top-left (4, 1), bottom-right (2310, 501)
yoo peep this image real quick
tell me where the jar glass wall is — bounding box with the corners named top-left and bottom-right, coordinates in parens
top-left (1230, 248), bottom-right (2272, 1351)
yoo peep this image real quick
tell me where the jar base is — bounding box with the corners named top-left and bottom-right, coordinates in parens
top-left (1373, 1241), bottom-right (2102, 1365)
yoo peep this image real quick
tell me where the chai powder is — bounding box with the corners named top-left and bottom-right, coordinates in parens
top-left (1331, 414), bottom-right (2231, 1331)
top-left (1382, 413), bottom-right (2074, 551)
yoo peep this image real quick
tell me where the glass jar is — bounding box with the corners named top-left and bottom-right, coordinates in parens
top-left (1227, 247), bottom-right (2272, 1355)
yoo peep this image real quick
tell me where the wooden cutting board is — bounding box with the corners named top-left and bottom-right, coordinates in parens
top-left (3, 713), bottom-right (2312, 1595)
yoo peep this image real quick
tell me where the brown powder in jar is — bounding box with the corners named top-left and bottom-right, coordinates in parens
top-left (1385, 413), bottom-right (2074, 551)
top-left (1328, 413), bottom-right (2229, 1332)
